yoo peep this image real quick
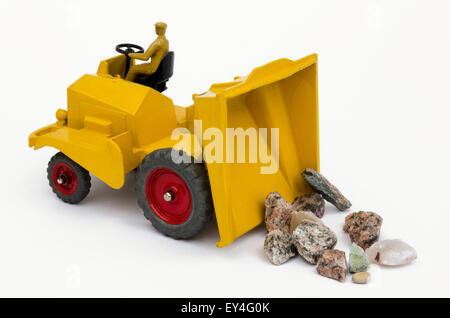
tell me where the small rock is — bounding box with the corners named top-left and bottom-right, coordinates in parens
top-left (264, 192), bottom-right (294, 233)
top-left (265, 191), bottom-right (289, 211)
top-left (289, 211), bottom-right (324, 234)
top-left (366, 239), bottom-right (417, 266)
top-left (301, 169), bottom-right (352, 211)
top-left (352, 272), bottom-right (370, 284)
top-left (264, 230), bottom-right (296, 265)
top-left (292, 193), bottom-right (325, 218)
top-left (293, 220), bottom-right (338, 264)
top-left (349, 243), bottom-right (370, 273)
top-left (265, 205), bottom-right (293, 233)
top-left (317, 249), bottom-right (348, 282)
top-left (343, 211), bottom-right (383, 250)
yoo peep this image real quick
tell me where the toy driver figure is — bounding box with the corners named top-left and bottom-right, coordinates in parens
top-left (125, 22), bottom-right (169, 82)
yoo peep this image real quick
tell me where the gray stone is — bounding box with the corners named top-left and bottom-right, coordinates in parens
top-left (265, 191), bottom-right (289, 212)
top-left (264, 230), bottom-right (296, 265)
top-left (292, 193), bottom-right (325, 218)
top-left (292, 220), bottom-right (338, 264)
top-left (343, 211), bottom-right (383, 250)
top-left (317, 249), bottom-right (348, 282)
top-left (301, 169), bottom-right (352, 211)
top-left (264, 192), bottom-right (294, 233)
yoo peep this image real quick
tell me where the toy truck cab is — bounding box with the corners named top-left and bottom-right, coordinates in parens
top-left (29, 51), bottom-right (189, 190)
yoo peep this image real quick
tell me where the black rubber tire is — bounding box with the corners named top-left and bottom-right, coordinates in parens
top-left (47, 152), bottom-right (91, 204)
top-left (136, 148), bottom-right (214, 239)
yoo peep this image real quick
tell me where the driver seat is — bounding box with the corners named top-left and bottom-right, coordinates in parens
top-left (134, 51), bottom-right (174, 92)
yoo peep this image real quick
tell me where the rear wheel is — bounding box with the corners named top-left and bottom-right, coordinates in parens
top-left (136, 148), bottom-right (213, 239)
top-left (47, 152), bottom-right (91, 204)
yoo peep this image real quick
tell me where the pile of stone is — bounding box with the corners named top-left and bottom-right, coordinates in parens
top-left (263, 169), bottom-right (417, 284)
top-left (344, 211), bottom-right (417, 283)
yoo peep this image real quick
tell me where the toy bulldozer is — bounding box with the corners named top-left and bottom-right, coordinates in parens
top-left (29, 43), bottom-right (319, 247)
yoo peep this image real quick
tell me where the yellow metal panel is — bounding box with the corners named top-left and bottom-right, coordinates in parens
top-left (97, 54), bottom-right (133, 78)
top-left (30, 73), bottom-right (180, 190)
top-left (67, 74), bottom-right (179, 148)
top-left (84, 116), bottom-right (113, 135)
top-left (137, 133), bottom-right (203, 163)
top-left (68, 74), bottom-right (150, 117)
top-left (134, 90), bottom-right (178, 147)
top-left (194, 54), bottom-right (319, 247)
top-left (29, 124), bottom-right (125, 189)
top-left (173, 105), bottom-right (187, 127)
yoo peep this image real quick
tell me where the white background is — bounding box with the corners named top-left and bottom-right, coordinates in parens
top-left (0, 0), bottom-right (449, 297)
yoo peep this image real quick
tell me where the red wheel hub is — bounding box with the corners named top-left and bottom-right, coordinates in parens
top-left (52, 162), bottom-right (78, 195)
top-left (52, 162), bottom-right (78, 196)
top-left (145, 168), bottom-right (193, 225)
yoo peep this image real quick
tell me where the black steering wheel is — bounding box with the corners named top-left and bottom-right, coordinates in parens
top-left (115, 43), bottom-right (144, 55)
top-left (115, 43), bottom-right (144, 77)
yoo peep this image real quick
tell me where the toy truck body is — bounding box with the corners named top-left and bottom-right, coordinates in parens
top-left (29, 53), bottom-right (319, 247)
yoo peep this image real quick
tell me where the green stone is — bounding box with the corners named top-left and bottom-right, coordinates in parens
top-left (301, 169), bottom-right (351, 211)
top-left (349, 243), bottom-right (370, 273)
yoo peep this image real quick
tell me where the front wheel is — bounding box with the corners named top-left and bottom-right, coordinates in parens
top-left (47, 152), bottom-right (91, 204)
top-left (136, 148), bottom-right (214, 239)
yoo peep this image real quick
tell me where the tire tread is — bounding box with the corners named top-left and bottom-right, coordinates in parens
top-left (47, 152), bottom-right (91, 204)
top-left (135, 148), bottom-right (214, 239)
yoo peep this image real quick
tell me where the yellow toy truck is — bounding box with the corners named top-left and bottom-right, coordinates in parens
top-left (29, 41), bottom-right (319, 247)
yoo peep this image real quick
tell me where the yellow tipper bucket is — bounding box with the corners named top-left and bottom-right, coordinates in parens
top-left (193, 54), bottom-right (319, 247)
